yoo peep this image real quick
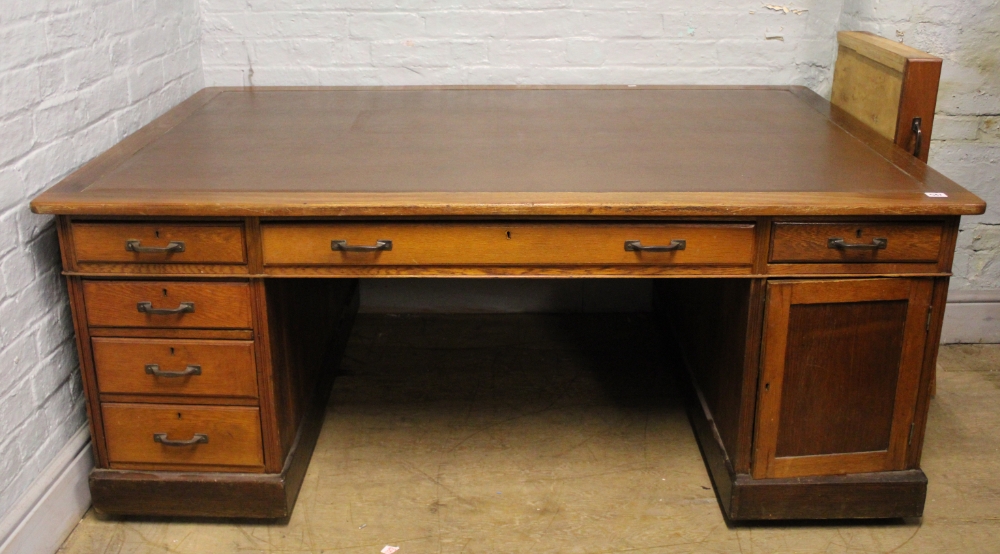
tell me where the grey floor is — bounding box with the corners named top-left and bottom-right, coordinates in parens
top-left (60, 314), bottom-right (1000, 553)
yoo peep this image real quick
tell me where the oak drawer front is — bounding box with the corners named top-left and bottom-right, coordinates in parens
top-left (770, 222), bottom-right (943, 263)
top-left (102, 403), bottom-right (263, 470)
top-left (83, 281), bottom-right (253, 329)
top-left (92, 338), bottom-right (258, 398)
top-left (262, 223), bottom-right (756, 266)
top-left (73, 223), bottom-right (246, 264)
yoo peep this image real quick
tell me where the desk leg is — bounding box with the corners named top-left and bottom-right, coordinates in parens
top-left (657, 277), bottom-right (937, 521)
top-left (89, 278), bottom-right (360, 518)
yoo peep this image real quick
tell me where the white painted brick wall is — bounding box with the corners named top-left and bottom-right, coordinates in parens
top-left (0, 0), bottom-right (203, 520)
top-left (840, 0), bottom-right (1000, 291)
top-left (199, 1), bottom-right (845, 94)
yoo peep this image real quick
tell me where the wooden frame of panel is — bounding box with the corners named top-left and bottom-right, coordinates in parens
top-left (832, 31), bottom-right (942, 162)
top-left (753, 278), bottom-right (933, 479)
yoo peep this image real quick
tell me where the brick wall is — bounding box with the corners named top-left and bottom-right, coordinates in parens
top-left (200, 1), bottom-right (845, 94)
top-left (0, 0), bottom-right (203, 518)
top-left (840, 0), bottom-right (1000, 291)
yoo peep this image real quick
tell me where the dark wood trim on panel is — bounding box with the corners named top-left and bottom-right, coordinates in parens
top-left (729, 470), bottom-right (927, 520)
top-left (735, 279), bottom-right (766, 473)
top-left (245, 217), bottom-right (264, 275)
top-left (65, 276), bottom-right (109, 467)
top-left (907, 276), bottom-right (950, 468)
top-left (72, 263), bottom-right (251, 275)
top-left (87, 328), bottom-right (255, 340)
top-left (98, 394), bottom-right (260, 406)
top-left (752, 217), bottom-right (772, 275)
top-left (895, 59), bottom-right (942, 163)
top-left (766, 263), bottom-right (944, 276)
top-left (57, 216), bottom-right (78, 273)
top-left (262, 265), bottom-right (755, 277)
top-left (251, 279), bottom-right (282, 473)
top-left (937, 217), bottom-right (961, 274)
top-left (90, 468), bottom-right (290, 518)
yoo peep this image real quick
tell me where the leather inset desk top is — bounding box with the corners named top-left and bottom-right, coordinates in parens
top-left (31, 86), bottom-right (985, 218)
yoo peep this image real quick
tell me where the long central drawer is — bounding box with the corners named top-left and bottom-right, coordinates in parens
top-left (261, 223), bottom-right (756, 267)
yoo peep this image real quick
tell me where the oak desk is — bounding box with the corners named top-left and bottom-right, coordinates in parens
top-left (31, 86), bottom-right (985, 521)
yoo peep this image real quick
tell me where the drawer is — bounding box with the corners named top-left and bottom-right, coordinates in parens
top-left (83, 281), bottom-right (253, 329)
top-left (770, 222), bottom-right (943, 263)
top-left (92, 338), bottom-right (258, 399)
top-left (102, 403), bottom-right (263, 470)
top-left (261, 223), bottom-right (756, 266)
top-left (73, 223), bottom-right (246, 264)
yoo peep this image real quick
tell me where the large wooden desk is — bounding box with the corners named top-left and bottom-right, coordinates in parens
top-left (31, 87), bottom-right (985, 521)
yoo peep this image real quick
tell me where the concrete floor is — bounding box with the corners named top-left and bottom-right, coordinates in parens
top-left (60, 315), bottom-right (1000, 553)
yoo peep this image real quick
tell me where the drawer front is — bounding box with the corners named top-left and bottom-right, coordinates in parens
top-left (262, 223), bottom-right (756, 266)
top-left (83, 281), bottom-right (253, 329)
top-left (92, 338), bottom-right (257, 398)
top-left (770, 222), bottom-right (943, 263)
top-left (102, 403), bottom-right (263, 470)
top-left (73, 223), bottom-right (246, 264)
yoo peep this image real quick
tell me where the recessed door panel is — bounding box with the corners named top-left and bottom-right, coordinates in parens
top-left (754, 278), bottom-right (933, 479)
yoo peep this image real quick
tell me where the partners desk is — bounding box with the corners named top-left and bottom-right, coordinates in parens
top-left (31, 86), bottom-right (985, 521)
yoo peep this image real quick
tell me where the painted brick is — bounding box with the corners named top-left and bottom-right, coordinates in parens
top-left (0, 208), bottom-right (20, 254)
top-left (252, 39), bottom-right (336, 66)
top-left (574, 11), bottom-right (664, 39)
top-left (44, 10), bottom-right (98, 56)
top-left (246, 12), bottom-right (349, 38)
top-left (504, 11), bottom-right (581, 39)
top-left (0, 66), bottom-right (42, 115)
top-left (350, 13), bottom-right (424, 39)
top-left (0, 21), bottom-right (48, 72)
top-left (424, 12), bottom-right (504, 38)
top-left (0, 114), bottom-right (35, 166)
top-left (488, 40), bottom-right (566, 67)
top-left (372, 39), bottom-right (485, 67)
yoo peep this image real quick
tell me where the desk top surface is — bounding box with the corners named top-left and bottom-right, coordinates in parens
top-left (31, 86), bottom-right (985, 217)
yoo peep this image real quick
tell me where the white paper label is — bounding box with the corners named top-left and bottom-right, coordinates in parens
top-left (925, 192), bottom-right (948, 198)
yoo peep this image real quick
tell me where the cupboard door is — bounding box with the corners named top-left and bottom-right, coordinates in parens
top-left (753, 278), bottom-right (933, 479)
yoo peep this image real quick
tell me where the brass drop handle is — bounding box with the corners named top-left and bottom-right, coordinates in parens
top-left (911, 117), bottom-right (923, 157)
top-left (145, 364), bottom-right (202, 378)
top-left (331, 239), bottom-right (393, 252)
top-left (126, 240), bottom-right (185, 253)
top-left (137, 301), bottom-right (195, 315)
top-left (827, 237), bottom-right (888, 250)
top-left (153, 433), bottom-right (208, 446)
top-left (624, 239), bottom-right (686, 252)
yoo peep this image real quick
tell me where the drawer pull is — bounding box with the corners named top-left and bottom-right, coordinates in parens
top-left (331, 239), bottom-right (393, 252)
top-left (624, 239), bottom-right (686, 252)
top-left (137, 301), bottom-right (195, 315)
top-left (827, 237), bottom-right (888, 251)
top-left (145, 364), bottom-right (202, 378)
top-left (125, 240), bottom-right (185, 253)
top-left (153, 433), bottom-right (208, 446)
